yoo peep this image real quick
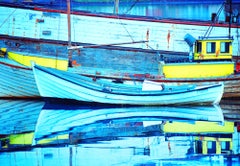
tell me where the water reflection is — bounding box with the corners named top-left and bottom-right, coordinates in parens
top-left (0, 99), bottom-right (239, 165)
top-left (74, 3), bottom-right (225, 21)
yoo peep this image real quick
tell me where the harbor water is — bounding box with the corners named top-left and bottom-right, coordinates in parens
top-left (0, 1), bottom-right (240, 165)
top-left (0, 98), bottom-right (239, 166)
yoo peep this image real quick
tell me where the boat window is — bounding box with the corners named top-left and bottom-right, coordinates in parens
top-left (196, 41), bottom-right (202, 53)
top-left (206, 42), bottom-right (216, 53)
top-left (220, 42), bottom-right (230, 53)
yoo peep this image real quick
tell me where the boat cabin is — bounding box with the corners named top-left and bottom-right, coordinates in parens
top-left (159, 35), bottom-right (234, 78)
top-left (193, 37), bottom-right (233, 61)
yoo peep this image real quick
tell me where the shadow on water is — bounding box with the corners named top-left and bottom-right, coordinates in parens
top-left (0, 98), bottom-right (239, 165)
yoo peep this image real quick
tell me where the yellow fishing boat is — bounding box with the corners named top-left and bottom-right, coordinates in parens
top-left (160, 37), bottom-right (234, 78)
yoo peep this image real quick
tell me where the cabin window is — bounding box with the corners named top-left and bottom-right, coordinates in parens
top-left (207, 42), bottom-right (216, 53)
top-left (196, 42), bottom-right (202, 53)
top-left (207, 141), bottom-right (216, 154)
top-left (220, 42), bottom-right (230, 53)
top-left (221, 141), bottom-right (230, 150)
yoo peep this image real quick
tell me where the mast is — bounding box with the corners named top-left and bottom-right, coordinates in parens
top-left (67, 0), bottom-right (72, 66)
top-left (114, 0), bottom-right (119, 14)
top-left (228, 0), bottom-right (232, 37)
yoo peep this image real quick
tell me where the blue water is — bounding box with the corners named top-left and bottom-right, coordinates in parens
top-left (0, 98), bottom-right (239, 165)
top-left (0, 1), bottom-right (239, 164)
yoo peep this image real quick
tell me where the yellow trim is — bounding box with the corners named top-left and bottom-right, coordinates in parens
top-left (216, 140), bottom-right (221, 154)
top-left (163, 121), bottom-right (234, 133)
top-left (8, 51), bottom-right (68, 71)
top-left (161, 62), bottom-right (234, 78)
top-left (9, 132), bottom-right (34, 145)
top-left (195, 137), bottom-right (232, 142)
top-left (202, 140), bottom-right (208, 154)
top-left (37, 134), bottom-right (69, 145)
top-left (0, 48), bottom-right (7, 53)
top-left (0, 48), bottom-right (7, 57)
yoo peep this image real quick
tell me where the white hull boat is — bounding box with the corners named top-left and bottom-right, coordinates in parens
top-left (32, 64), bottom-right (224, 105)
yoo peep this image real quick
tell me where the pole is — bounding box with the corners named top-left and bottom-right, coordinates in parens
top-left (228, 0), bottom-right (232, 37)
top-left (67, 0), bottom-right (72, 66)
top-left (114, 0), bottom-right (119, 14)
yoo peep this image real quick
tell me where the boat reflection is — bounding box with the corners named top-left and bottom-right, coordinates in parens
top-left (34, 100), bottom-right (224, 144)
top-left (221, 99), bottom-right (240, 122)
top-left (0, 99), bottom-right (239, 165)
top-left (0, 99), bottom-right (44, 150)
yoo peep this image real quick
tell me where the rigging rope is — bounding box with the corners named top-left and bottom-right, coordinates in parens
top-left (203, 2), bottom-right (225, 38)
top-left (115, 0), bottom-right (140, 42)
top-left (117, 15), bottom-right (135, 42)
top-left (124, 0), bottom-right (140, 14)
top-left (0, 8), bottom-right (16, 30)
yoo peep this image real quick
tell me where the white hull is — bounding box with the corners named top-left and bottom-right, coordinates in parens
top-left (33, 65), bottom-right (224, 105)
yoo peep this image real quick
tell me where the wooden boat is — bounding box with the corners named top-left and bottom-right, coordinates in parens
top-left (32, 64), bottom-right (224, 105)
top-left (153, 36), bottom-right (240, 98)
top-left (1, 53), bottom-right (239, 99)
top-left (0, 58), bottom-right (40, 98)
top-left (74, 35), bottom-right (240, 99)
top-left (159, 36), bottom-right (234, 78)
top-left (0, 1), bottom-right (239, 99)
top-left (0, 48), bottom-right (68, 98)
top-left (7, 50), bottom-right (68, 71)
top-left (1, 27), bottom-right (240, 99)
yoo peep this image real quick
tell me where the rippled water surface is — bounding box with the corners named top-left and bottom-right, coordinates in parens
top-left (0, 98), bottom-right (239, 165)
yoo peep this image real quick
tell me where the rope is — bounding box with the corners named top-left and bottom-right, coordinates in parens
top-left (124, 0), bottom-right (140, 15)
top-left (117, 15), bottom-right (135, 42)
top-left (0, 8), bottom-right (16, 30)
top-left (204, 2), bottom-right (225, 38)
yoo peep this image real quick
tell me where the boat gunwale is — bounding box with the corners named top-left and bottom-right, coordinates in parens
top-left (34, 65), bottom-right (223, 97)
top-left (0, 60), bottom-right (31, 70)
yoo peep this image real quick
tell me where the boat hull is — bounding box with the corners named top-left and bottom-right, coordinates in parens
top-left (0, 55), bottom-right (239, 99)
top-left (8, 51), bottom-right (68, 71)
top-left (0, 51), bottom-right (68, 98)
top-left (0, 60), bottom-right (40, 98)
top-left (152, 76), bottom-right (240, 99)
top-left (160, 61), bottom-right (235, 78)
top-left (32, 65), bottom-right (224, 105)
